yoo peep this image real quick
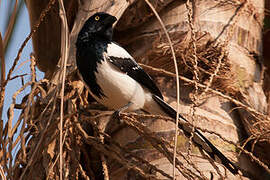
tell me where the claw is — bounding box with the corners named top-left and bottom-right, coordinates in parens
top-left (111, 102), bottom-right (132, 124)
top-left (111, 110), bottom-right (124, 124)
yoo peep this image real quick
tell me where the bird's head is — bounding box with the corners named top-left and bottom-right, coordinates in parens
top-left (77, 12), bottom-right (117, 42)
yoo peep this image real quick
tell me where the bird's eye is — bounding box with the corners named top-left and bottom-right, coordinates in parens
top-left (95, 16), bottom-right (100, 21)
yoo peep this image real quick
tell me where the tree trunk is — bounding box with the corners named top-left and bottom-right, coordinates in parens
top-left (9, 0), bottom-right (268, 179)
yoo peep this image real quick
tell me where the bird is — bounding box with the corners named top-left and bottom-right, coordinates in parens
top-left (75, 12), bottom-right (239, 175)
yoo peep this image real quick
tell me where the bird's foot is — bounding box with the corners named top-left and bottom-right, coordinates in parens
top-left (111, 110), bottom-right (124, 124)
top-left (111, 102), bottom-right (133, 124)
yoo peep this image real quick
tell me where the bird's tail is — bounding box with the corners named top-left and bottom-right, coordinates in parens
top-left (151, 94), bottom-right (239, 175)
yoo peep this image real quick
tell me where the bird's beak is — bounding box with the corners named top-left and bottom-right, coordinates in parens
top-left (104, 15), bottom-right (117, 26)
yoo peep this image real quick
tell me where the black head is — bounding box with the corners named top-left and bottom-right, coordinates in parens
top-left (77, 12), bottom-right (117, 42)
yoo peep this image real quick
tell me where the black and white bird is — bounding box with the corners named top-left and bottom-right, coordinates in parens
top-left (76, 12), bottom-right (239, 175)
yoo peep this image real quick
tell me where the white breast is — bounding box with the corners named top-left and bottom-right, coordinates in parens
top-left (107, 42), bottom-right (133, 59)
top-left (93, 59), bottom-right (146, 111)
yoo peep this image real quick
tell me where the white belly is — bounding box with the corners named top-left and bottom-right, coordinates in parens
top-left (93, 60), bottom-right (146, 111)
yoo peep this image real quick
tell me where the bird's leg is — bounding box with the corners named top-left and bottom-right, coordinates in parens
top-left (112, 102), bottom-right (133, 123)
top-left (105, 102), bottom-right (133, 134)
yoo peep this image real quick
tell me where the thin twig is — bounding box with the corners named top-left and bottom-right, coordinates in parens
top-left (144, 1), bottom-right (180, 179)
top-left (185, 0), bottom-right (198, 167)
top-left (0, 32), bottom-right (6, 131)
top-left (58, 0), bottom-right (69, 179)
top-left (9, 73), bottom-right (28, 81)
top-left (96, 123), bottom-right (110, 180)
top-left (0, 165), bottom-right (6, 180)
top-left (3, 0), bottom-right (18, 52)
top-left (14, 59), bottom-right (31, 72)
top-left (0, 33), bottom-right (5, 175)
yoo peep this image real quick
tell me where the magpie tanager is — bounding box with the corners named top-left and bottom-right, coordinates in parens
top-left (76, 12), bottom-right (238, 175)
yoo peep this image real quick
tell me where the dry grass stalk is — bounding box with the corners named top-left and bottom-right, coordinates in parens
top-left (3, 0), bottom-right (18, 52)
top-left (0, 165), bottom-right (6, 180)
top-left (185, 1), bottom-right (199, 171)
top-left (0, 32), bottom-right (6, 152)
top-left (57, 0), bottom-right (70, 179)
top-left (143, 1), bottom-right (181, 179)
top-left (4, 0), bottom-right (56, 87)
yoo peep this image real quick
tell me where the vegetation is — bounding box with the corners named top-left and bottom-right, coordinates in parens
top-left (0, 0), bottom-right (270, 179)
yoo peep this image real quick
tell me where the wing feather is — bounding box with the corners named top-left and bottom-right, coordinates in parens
top-left (106, 42), bottom-right (163, 99)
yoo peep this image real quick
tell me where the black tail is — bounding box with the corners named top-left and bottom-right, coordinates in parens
top-left (152, 95), bottom-right (239, 175)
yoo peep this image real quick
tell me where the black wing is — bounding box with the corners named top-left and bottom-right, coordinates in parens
top-left (108, 56), bottom-right (163, 100)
